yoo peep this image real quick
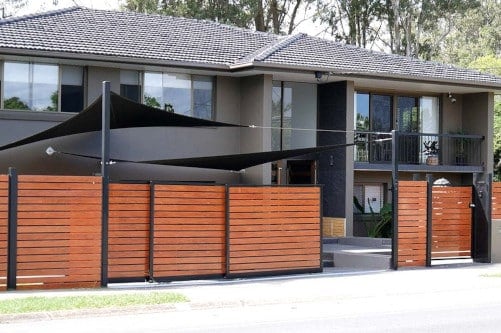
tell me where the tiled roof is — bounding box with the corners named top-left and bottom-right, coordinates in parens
top-left (255, 34), bottom-right (501, 86)
top-left (0, 7), bottom-right (278, 67)
top-left (0, 7), bottom-right (500, 86)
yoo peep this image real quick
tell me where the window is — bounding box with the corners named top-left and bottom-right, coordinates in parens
top-left (353, 184), bottom-right (385, 214)
top-left (61, 66), bottom-right (84, 113)
top-left (120, 70), bottom-right (141, 103)
top-left (1, 62), bottom-right (84, 113)
top-left (272, 81), bottom-right (317, 150)
top-left (143, 72), bottom-right (214, 119)
top-left (3, 62), bottom-right (58, 111)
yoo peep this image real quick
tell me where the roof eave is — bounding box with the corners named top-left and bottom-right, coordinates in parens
top-left (246, 61), bottom-right (501, 91)
top-left (0, 47), bottom-right (232, 71)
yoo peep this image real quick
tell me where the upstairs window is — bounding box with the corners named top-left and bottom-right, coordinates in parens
top-left (3, 62), bottom-right (58, 111)
top-left (143, 72), bottom-right (214, 119)
top-left (1, 62), bottom-right (84, 113)
top-left (61, 66), bottom-right (84, 113)
top-left (120, 70), bottom-right (141, 103)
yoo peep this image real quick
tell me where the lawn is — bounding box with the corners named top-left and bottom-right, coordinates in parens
top-left (0, 292), bottom-right (188, 314)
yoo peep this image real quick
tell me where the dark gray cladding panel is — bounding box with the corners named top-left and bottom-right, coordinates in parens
top-left (317, 81), bottom-right (347, 218)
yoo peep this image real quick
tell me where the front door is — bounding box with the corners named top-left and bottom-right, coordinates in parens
top-left (431, 186), bottom-right (473, 259)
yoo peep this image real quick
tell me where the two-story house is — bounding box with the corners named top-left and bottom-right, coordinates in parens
top-left (0, 7), bottom-right (500, 237)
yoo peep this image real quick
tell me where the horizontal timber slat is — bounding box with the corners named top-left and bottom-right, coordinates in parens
top-left (228, 186), bottom-right (321, 275)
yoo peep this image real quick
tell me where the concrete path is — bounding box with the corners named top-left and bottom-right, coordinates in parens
top-left (1, 263), bottom-right (501, 324)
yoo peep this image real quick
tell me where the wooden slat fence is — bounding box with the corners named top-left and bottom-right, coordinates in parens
top-left (108, 183), bottom-right (150, 281)
top-left (397, 181), bottom-right (427, 267)
top-left (0, 175), bottom-right (8, 290)
top-left (492, 183), bottom-right (501, 219)
top-left (0, 175), bottom-right (323, 288)
top-left (431, 187), bottom-right (472, 258)
top-left (153, 185), bottom-right (226, 280)
top-left (227, 186), bottom-right (322, 276)
top-left (16, 176), bottom-right (101, 289)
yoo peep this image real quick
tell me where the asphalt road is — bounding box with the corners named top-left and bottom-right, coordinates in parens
top-left (2, 264), bottom-right (501, 332)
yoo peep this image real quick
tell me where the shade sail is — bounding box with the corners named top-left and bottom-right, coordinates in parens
top-left (55, 143), bottom-right (353, 171)
top-left (0, 93), bottom-right (241, 151)
top-left (136, 143), bottom-right (354, 171)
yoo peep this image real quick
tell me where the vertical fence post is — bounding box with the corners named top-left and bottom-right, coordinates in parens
top-left (426, 174), bottom-right (434, 266)
top-left (391, 130), bottom-right (399, 270)
top-left (101, 81), bottom-right (111, 287)
top-left (7, 167), bottom-right (18, 290)
top-left (148, 182), bottom-right (155, 282)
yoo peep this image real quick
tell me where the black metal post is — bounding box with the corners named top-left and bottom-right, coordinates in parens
top-left (7, 167), bottom-right (18, 290)
top-left (426, 174), bottom-right (433, 266)
top-left (391, 130), bottom-right (399, 270)
top-left (148, 182), bottom-right (155, 281)
top-left (101, 81), bottom-right (110, 287)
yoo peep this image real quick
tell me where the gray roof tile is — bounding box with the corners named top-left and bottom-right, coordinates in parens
top-left (0, 7), bottom-right (278, 66)
top-left (257, 34), bottom-right (501, 86)
top-left (0, 7), bottom-right (499, 86)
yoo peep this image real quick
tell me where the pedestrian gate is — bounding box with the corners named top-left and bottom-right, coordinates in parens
top-left (431, 186), bottom-right (472, 259)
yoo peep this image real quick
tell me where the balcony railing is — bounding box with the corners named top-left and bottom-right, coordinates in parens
top-left (354, 132), bottom-right (484, 167)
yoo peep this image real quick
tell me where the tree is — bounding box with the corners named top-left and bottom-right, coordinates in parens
top-left (383, 0), bottom-right (480, 58)
top-left (3, 96), bottom-right (29, 110)
top-left (315, 0), bottom-right (384, 48)
top-left (437, 0), bottom-right (499, 67)
top-left (122, 0), bottom-right (315, 34)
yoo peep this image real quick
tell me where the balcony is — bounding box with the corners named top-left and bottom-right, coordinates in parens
top-left (354, 132), bottom-right (484, 172)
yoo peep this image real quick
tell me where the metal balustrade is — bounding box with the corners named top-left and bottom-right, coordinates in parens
top-left (354, 132), bottom-right (483, 167)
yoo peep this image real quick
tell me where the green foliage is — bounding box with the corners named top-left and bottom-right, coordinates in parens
top-left (122, 0), bottom-right (315, 34)
top-left (144, 95), bottom-right (161, 108)
top-left (0, 292), bottom-right (188, 314)
top-left (354, 196), bottom-right (392, 238)
top-left (494, 98), bottom-right (501, 181)
top-left (3, 96), bottom-right (29, 110)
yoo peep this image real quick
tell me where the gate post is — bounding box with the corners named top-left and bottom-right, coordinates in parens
top-left (426, 174), bottom-right (433, 266)
top-left (101, 81), bottom-right (111, 287)
top-left (391, 130), bottom-right (399, 270)
top-left (148, 182), bottom-right (155, 281)
top-left (7, 167), bottom-right (18, 290)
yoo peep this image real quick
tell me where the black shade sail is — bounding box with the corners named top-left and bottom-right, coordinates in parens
top-left (137, 143), bottom-right (354, 171)
top-left (0, 93), bottom-right (242, 151)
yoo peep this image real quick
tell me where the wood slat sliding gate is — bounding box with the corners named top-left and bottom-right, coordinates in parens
top-left (396, 180), bottom-right (473, 268)
top-left (106, 184), bottom-right (322, 283)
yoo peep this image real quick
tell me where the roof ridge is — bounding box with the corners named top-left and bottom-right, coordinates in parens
top-left (0, 6), bottom-right (81, 25)
top-left (236, 33), bottom-right (306, 65)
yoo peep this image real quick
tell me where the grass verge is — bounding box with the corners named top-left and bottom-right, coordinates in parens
top-left (0, 292), bottom-right (188, 314)
top-left (481, 273), bottom-right (501, 278)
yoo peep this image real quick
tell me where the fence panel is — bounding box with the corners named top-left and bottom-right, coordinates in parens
top-left (16, 176), bottom-right (101, 289)
top-left (0, 175), bottom-right (8, 290)
top-left (431, 186), bottom-right (472, 259)
top-left (108, 183), bottom-right (150, 281)
top-left (227, 186), bottom-right (322, 276)
top-left (153, 185), bottom-right (226, 280)
top-left (492, 183), bottom-right (501, 219)
top-left (397, 181), bottom-right (427, 267)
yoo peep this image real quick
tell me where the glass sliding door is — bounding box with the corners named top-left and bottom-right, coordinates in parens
top-left (369, 94), bottom-right (392, 163)
top-left (398, 96), bottom-right (419, 164)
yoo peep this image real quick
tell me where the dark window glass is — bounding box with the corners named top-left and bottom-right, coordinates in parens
top-left (371, 95), bottom-right (392, 132)
top-left (61, 85), bottom-right (84, 113)
top-left (61, 66), bottom-right (84, 113)
top-left (120, 84), bottom-right (141, 102)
